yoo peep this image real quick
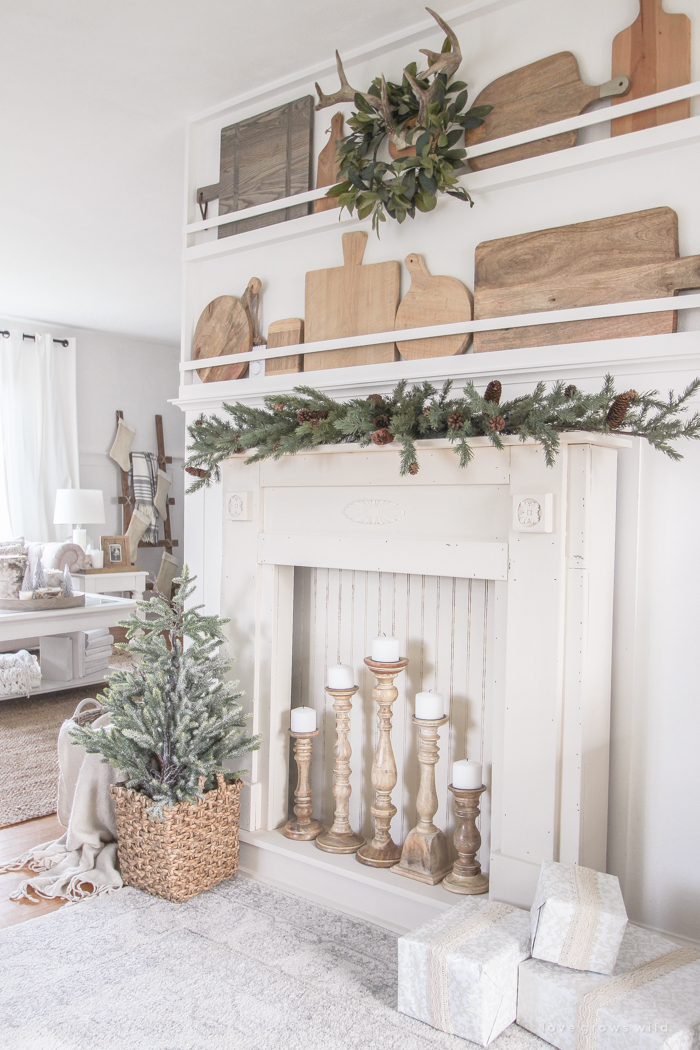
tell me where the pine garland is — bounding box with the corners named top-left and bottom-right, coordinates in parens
top-left (71, 566), bottom-right (260, 819)
top-left (184, 376), bottom-right (700, 489)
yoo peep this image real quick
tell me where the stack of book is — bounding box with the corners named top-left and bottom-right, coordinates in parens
top-left (76, 629), bottom-right (114, 679)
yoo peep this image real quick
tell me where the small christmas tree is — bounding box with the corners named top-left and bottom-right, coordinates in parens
top-left (33, 559), bottom-right (46, 590)
top-left (72, 565), bottom-right (260, 818)
top-left (61, 565), bottom-right (74, 597)
top-left (20, 560), bottom-right (32, 593)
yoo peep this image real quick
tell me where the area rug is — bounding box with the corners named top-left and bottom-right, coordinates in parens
top-left (0, 875), bottom-right (546, 1050)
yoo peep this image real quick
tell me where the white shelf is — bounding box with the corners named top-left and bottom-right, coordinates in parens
top-left (0, 667), bottom-right (112, 703)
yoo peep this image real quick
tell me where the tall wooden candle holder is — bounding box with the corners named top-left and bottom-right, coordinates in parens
top-left (316, 684), bottom-right (364, 854)
top-left (392, 714), bottom-right (451, 884)
top-left (356, 656), bottom-right (408, 868)
top-left (442, 784), bottom-right (489, 894)
top-left (283, 729), bottom-right (324, 841)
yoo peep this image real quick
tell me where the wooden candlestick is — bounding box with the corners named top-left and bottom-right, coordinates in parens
top-left (283, 729), bottom-right (324, 841)
top-left (316, 684), bottom-right (364, 854)
top-left (392, 714), bottom-right (451, 884)
top-left (442, 784), bottom-right (489, 894)
top-left (356, 656), bottom-right (408, 868)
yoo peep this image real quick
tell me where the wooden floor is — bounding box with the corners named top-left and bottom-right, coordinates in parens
top-left (0, 814), bottom-right (66, 929)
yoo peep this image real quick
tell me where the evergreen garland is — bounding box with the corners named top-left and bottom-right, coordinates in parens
top-left (71, 566), bottom-right (260, 819)
top-left (184, 376), bottom-right (700, 489)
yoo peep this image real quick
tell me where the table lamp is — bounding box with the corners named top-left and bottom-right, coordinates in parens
top-left (53, 489), bottom-right (105, 551)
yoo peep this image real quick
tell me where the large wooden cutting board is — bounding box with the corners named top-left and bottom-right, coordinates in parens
top-left (395, 254), bottom-right (473, 359)
top-left (611, 0), bottom-right (691, 136)
top-left (304, 232), bottom-right (400, 371)
top-left (466, 52), bottom-right (630, 170)
top-left (473, 207), bottom-right (700, 352)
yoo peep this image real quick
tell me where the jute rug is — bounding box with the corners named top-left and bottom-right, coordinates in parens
top-left (0, 875), bottom-right (546, 1050)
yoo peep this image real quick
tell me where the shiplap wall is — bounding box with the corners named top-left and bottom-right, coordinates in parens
top-left (290, 567), bottom-right (494, 866)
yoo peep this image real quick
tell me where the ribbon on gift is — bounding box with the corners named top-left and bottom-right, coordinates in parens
top-left (559, 865), bottom-right (602, 970)
top-left (576, 946), bottom-right (700, 1050)
top-left (428, 901), bottom-right (515, 1034)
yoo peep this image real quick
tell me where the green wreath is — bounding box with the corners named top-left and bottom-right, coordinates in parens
top-left (316, 10), bottom-right (491, 231)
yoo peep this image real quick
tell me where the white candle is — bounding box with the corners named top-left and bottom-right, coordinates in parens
top-left (371, 634), bottom-right (400, 662)
top-left (452, 759), bottom-right (482, 790)
top-left (290, 707), bottom-right (316, 733)
top-left (18, 591), bottom-right (33, 601)
top-left (414, 690), bottom-right (445, 720)
top-left (327, 664), bottom-right (355, 689)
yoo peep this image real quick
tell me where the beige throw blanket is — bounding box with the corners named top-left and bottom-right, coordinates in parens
top-left (0, 698), bottom-right (123, 901)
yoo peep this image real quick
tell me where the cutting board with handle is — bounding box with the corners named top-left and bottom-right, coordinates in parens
top-left (265, 318), bottom-right (304, 376)
top-left (304, 232), bottom-right (400, 371)
top-left (314, 113), bottom-right (344, 213)
top-left (395, 254), bottom-right (473, 359)
top-left (466, 52), bottom-right (630, 170)
top-left (473, 207), bottom-right (700, 352)
top-left (611, 0), bottom-right (691, 136)
top-left (192, 277), bottom-right (262, 382)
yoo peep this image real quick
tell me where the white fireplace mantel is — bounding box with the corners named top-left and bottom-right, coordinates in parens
top-left (185, 432), bottom-right (628, 926)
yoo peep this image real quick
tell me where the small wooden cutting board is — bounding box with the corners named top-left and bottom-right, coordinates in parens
top-left (473, 207), bottom-right (700, 352)
top-left (395, 254), bottom-right (473, 359)
top-left (314, 113), bottom-right (344, 213)
top-left (265, 318), bottom-right (304, 376)
top-left (304, 232), bottom-right (400, 371)
top-left (466, 52), bottom-right (630, 170)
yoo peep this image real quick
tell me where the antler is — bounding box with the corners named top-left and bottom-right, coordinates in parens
top-left (403, 69), bottom-right (438, 130)
top-left (315, 51), bottom-right (367, 110)
top-left (375, 75), bottom-right (409, 151)
top-left (418, 8), bottom-right (463, 81)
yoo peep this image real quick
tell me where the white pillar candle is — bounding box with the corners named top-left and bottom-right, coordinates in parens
top-left (327, 664), bottom-right (355, 689)
top-left (414, 690), bottom-right (445, 720)
top-left (371, 634), bottom-right (400, 662)
top-left (290, 707), bottom-right (316, 733)
top-left (452, 759), bottom-right (482, 790)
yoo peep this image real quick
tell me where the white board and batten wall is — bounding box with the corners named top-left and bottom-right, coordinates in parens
top-left (178, 0), bottom-right (700, 942)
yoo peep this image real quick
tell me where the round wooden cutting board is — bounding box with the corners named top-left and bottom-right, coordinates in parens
top-left (396, 254), bottom-right (473, 359)
top-left (192, 295), bottom-right (253, 382)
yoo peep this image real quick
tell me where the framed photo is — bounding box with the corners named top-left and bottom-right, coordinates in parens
top-left (100, 535), bottom-right (131, 569)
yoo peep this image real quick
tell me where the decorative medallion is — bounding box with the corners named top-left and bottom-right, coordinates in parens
top-left (517, 498), bottom-right (542, 528)
top-left (344, 499), bottom-right (405, 525)
top-left (226, 491), bottom-right (253, 521)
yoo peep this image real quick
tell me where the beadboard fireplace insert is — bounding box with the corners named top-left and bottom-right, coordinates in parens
top-left (189, 433), bottom-right (627, 929)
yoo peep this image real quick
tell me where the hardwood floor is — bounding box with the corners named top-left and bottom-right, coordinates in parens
top-left (0, 814), bottom-right (66, 929)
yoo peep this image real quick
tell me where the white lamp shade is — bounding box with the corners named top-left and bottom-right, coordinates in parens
top-left (53, 489), bottom-right (105, 525)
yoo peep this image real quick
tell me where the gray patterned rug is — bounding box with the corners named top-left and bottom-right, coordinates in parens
top-left (0, 875), bottom-right (546, 1050)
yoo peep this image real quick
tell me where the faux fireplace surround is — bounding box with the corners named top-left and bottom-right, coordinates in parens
top-left (188, 432), bottom-right (627, 924)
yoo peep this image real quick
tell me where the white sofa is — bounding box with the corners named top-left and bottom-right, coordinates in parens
top-left (27, 541), bottom-right (87, 573)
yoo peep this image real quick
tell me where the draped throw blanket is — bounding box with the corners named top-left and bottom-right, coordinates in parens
top-left (130, 451), bottom-right (159, 544)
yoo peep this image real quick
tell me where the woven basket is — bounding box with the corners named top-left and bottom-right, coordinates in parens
top-left (110, 775), bottom-right (242, 903)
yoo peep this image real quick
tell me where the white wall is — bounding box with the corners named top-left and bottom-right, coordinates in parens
top-left (0, 317), bottom-right (184, 580)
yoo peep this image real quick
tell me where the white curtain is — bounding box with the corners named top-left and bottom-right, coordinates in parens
top-left (0, 332), bottom-right (80, 541)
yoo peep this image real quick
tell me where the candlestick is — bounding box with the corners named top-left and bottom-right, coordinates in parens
top-left (315, 683), bottom-right (364, 854)
top-left (452, 758), bottom-right (482, 790)
top-left (283, 729), bottom-right (324, 841)
top-left (392, 714), bottom-right (451, 884)
top-left (442, 784), bottom-right (489, 894)
top-left (414, 690), bottom-right (445, 721)
top-left (356, 655), bottom-right (408, 868)
top-left (327, 664), bottom-right (355, 689)
top-left (370, 634), bottom-right (400, 663)
top-left (290, 706), bottom-right (316, 733)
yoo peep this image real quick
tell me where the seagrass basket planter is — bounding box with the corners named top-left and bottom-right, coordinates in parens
top-left (110, 775), bottom-right (242, 903)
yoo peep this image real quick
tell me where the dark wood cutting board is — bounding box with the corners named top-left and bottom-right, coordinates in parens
top-left (473, 207), bottom-right (700, 352)
top-left (466, 52), bottom-right (630, 170)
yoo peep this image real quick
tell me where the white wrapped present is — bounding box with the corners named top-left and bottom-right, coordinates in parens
top-left (531, 861), bottom-right (628, 975)
top-left (517, 922), bottom-right (700, 1050)
top-left (398, 897), bottom-right (531, 1046)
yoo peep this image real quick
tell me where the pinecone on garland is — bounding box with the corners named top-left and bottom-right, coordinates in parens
top-left (422, 406), bottom-right (431, 416)
top-left (194, 419), bottom-right (203, 427)
top-left (185, 466), bottom-right (209, 478)
top-left (371, 428), bottom-right (394, 445)
top-left (488, 416), bottom-right (506, 432)
top-left (373, 414), bottom-right (389, 429)
top-left (484, 380), bottom-right (502, 404)
top-left (367, 393), bottom-right (383, 406)
top-left (273, 443), bottom-right (281, 452)
top-left (297, 408), bottom-right (314, 424)
top-left (408, 462), bottom-right (419, 475)
top-left (447, 411), bottom-right (465, 429)
top-left (316, 409), bottom-right (329, 420)
top-left (564, 385), bottom-right (577, 398)
top-left (273, 402), bottom-right (286, 412)
top-left (607, 390), bottom-right (638, 429)
top-left (309, 419), bottom-right (321, 429)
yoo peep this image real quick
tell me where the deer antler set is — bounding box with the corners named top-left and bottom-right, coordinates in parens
top-left (314, 8), bottom-right (462, 149)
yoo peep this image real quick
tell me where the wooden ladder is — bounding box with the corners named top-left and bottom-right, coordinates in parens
top-left (116, 410), bottom-right (179, 554)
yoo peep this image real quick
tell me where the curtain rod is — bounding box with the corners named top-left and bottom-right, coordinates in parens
top-left (0, 330), bottom-right (69, 347)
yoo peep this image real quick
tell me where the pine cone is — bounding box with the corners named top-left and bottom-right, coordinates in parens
top-left (564, 385), bottom-right (577, 398)
top-left (309, 419), bottom-right (321, 429)
top-left (367, 393), bottom-right (383, 406)
top-left (194, 419), bottom-right (203, 427)
top-left (484, 380), bottom-right (502, 404)
top-left (447, 411), bottom-right (465, 429)
top-left (607, 390), bottom-right (638, 429)
top-left (273, 443), bottom-right (281, 452)
top-left (371, 428), bottom-right (394, 446)
top-left (422, 406), bottom-right (431, 416)
top-left (373, 414), bottom-right (389, 429)
top-left (316, 409), bottom-right (329, 421)
top-left (185, 466), bottom-right (209, 478)
top-left (488, 415), bottom-right (506, 432)
top-left (297, 408), bottom-right (314, 424)
top-left (273, 402), bottom-right (286, 412)
top-left (408, 462), bottom-right (419, 475)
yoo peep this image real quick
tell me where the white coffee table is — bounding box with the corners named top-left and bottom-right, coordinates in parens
top-left (71, 569), bottom-right (148, 601)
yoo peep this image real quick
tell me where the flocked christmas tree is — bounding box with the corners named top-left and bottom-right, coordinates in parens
top-left (61, 565), bottom-right (74, 597)
top-left (71, 565), bottom-right (260, 818)
top-left (32, 558), bottom-right (46, 591)
top-left (21, 560), bottom-right (32, 594)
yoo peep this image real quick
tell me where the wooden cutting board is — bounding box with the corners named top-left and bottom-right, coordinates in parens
top-left (265, 318), bottom-right (304, 376)
top-left (395, 254), bottom-right (473, 359)
top-left (611, 0), bottom-right (691, 136)
top-left (466, 52), bottom-right (630, 170)
top-left (473, 207), bottom-right (700, 352)
top-left (304, 232), bottom-right (400, 371)
top-left (192, 277), bottom-right (261, 382)
top-left (314, 113), bottom-right (343, 213)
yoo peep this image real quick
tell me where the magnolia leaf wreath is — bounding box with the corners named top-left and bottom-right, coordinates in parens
top-left (184, 376), bottom-right (700, 490)
top-left (315, 9), bottom-right (491, 231)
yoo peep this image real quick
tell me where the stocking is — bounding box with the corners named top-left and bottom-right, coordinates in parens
top-left (109, 419), bottom-right (136, 472)
top-left (155, 552), bottom-right (179, 598)
top-left (125, 508), bottom-right (151, 564)
top-left (154, 470), bottom-right (171, 520)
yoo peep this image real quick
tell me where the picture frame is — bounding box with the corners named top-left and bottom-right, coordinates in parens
top-left (100, 535), bottom-right (131, 569)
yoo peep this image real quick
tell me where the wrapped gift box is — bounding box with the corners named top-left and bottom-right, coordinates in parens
top-left (531, 861), bottom-right (628, 975)
top-left (398, 896), bottom-right (531, 1046)
top-left (518, 922), bottom-right (700, 1050)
